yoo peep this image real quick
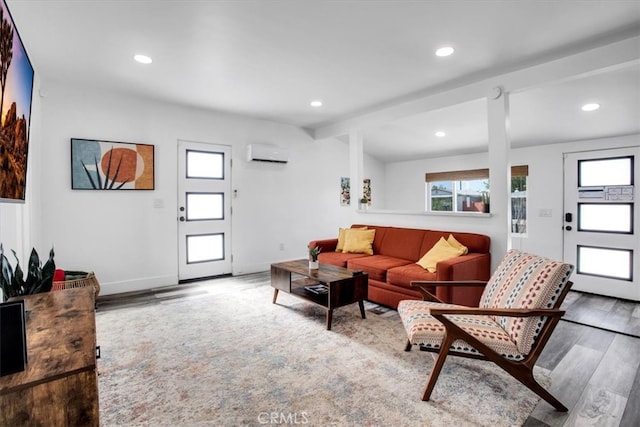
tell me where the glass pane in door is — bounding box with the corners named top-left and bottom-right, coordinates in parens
top-left (579, 157), bottom-right (632, 186)
top-left (578, 203), bottom-right (632, 233)
top-left (186, 233), bottom-right (224, 263)
top-left (186, 193), bottom-right (224, 220)
top-left (186, 150), bottom-right (224, 179)
top-left (577, 245), bottom-right (632, 281)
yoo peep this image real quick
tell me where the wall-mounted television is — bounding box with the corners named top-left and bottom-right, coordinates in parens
top-left (0, 0), bottom-right (34, 203)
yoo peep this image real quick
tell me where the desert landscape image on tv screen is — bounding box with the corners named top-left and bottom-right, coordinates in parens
top-left (0, 0), bottom-right (34, 203)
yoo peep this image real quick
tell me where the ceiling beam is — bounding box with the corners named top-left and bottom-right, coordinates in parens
top-left (312, 34), bottom-right (640, 140)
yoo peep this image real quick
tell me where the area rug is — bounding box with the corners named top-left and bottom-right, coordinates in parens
top-left (96, 276), bottom-right (547, 426)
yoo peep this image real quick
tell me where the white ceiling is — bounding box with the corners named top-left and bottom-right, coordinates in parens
top-left (7, 0), bottom-right (640, 162)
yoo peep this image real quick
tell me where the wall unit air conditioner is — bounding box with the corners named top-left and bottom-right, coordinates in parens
top-left (246, 143), bottom-right (289, 164)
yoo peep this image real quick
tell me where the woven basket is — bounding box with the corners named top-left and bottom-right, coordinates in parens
top-left (52, 272), bottom-right (100, 297)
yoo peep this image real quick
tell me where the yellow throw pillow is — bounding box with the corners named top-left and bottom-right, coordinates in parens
top-left (447, 234), bottom-right (468, 255)
top-left (336, 226), bottom-right (367, 252)
top-left (336, 228), bottom-right (348, 252)
top-left (416, 237), bottom-right (465, 273)
top-left (342, 229), bottom-right (376, 255)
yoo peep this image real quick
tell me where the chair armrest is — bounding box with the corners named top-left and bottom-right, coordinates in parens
top-left (428, 306), bottom-right (565, 318)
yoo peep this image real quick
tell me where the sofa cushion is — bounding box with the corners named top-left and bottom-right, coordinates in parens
top-left (318, 252), bottom-right (369, 268)
top-left (347, 255), bottom-right (412, 283)
top-left (398, 300), bottom-right (523, 360)
top-left (416, 237), bottom-right (466, 272)
top-left (342, 228), bottom-right (376, 254)
top-left (376, 227), bottom-right (426, 261)
top-left (386, 263), bottom-right (437, 289)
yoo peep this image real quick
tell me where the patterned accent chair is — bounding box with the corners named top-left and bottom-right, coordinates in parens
top-left (397, 250), bottom-right (574, 411)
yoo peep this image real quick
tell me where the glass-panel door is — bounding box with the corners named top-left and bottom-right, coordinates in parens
top-left (178, 141), bottom-right (232, 281)
top-left (564, 148), bottom-right (639, 300)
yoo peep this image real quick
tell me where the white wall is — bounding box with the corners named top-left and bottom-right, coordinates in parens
top-left (383, 152), bottom-right (491, 211)
top-left (353, 151), bottom-right (498, 261)
top-left (32, 82), bottom-right (355, 295)
top-left (364, 134), bottom-right (640, 263)
top-left (510, 134), bottom-right (640, 259)
top-left (6, 77), bottom-right (638, 296)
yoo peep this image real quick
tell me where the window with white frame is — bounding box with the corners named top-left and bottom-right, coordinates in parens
top-left (425, 166), bottom-right (528, 232)
top-left (426, 168), bottom-right (490, 213)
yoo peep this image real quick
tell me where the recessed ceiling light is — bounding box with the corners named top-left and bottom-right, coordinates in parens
top-left (435, 46), bottom-right (455, 57)
top-left (435, 131), bottom-right (446, 137)
top-left (581, 103), bottom-right (600, 112)
top-left (134, 54), bottom-right (152, 64)
top-left (310, 100), bottom-right (323, 107)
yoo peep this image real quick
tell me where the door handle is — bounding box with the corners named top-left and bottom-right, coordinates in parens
top-left (565, 225), bottom-right (572, 231)
top-left (179, 216), bottom-right (185, 222)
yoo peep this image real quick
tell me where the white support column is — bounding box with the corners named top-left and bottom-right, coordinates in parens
top-left (487, 87), bottom-right (511, 265)
top-left (349, 130), bottom-right (364, 210)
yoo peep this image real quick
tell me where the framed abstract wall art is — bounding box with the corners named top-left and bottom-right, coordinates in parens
top-left (363, 178), bottom-right (371, 205)
top-left (340, 177), bottom-right (350, 206)
top-left (71, 138), bottom-right (154, 190)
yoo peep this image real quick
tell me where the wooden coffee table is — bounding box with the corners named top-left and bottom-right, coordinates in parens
top-left (271, 259), bottom-right (368, 330)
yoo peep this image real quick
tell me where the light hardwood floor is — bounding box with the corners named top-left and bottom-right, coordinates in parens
top-left (526, 291), bottom-right (640, 427)
top-left (97, 273), bottom-right (640, 427)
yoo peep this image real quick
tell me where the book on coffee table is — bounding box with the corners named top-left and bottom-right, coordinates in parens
top-left (304, 284), bottom-right (328, 295)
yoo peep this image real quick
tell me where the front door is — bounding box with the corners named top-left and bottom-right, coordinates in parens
top-left (563, 147), bottom-right (639, 301)
top-left (177, 140), bottom-right (232, 282)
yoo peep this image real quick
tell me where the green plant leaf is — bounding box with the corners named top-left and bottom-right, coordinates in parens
top-left (27, 248), bottom-right (40, 274)
top-left (26, 248), bottom-right (41, 288)
top-left (0, 244), bottom-right (14, 300)
top-left (0, 246), bottom-right (56, 298)
top-left (11, 249), bottom-right (26, 296)
top-left (33, 248), bottom-right (56, 294)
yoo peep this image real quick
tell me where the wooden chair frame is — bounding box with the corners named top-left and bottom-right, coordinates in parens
top-left (405, 279), bottom-right (573, 412)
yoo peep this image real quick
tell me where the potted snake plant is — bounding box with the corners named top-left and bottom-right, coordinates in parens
top-left (308, 245), bottom-right (321, 270)
top-left (0, 244), bottom-right (55, 302)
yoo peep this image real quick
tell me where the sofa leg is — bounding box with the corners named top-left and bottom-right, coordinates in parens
top-left (404, 339), bottom-right (412, 351)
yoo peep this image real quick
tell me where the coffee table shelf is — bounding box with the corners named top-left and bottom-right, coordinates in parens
top-left (271, 259), bottom-right (368, 330)
top-left (290, 277), bottom-right (326, 304)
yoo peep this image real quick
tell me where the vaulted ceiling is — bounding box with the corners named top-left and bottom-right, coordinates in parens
top-left (8, 0), bottom-right (640, 161)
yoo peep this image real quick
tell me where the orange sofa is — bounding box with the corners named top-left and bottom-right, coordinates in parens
top-left (309, 224), bottom-right (491, 308)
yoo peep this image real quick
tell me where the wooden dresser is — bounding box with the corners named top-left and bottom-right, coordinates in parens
top-left (0, 287), bottom-right (99, 426)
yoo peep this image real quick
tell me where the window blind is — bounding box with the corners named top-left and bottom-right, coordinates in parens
top-left (426, 165), bottom-right (528, 182)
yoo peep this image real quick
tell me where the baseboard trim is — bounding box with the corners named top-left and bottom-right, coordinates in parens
top-left (98, 275), bottom-right (178, 296)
